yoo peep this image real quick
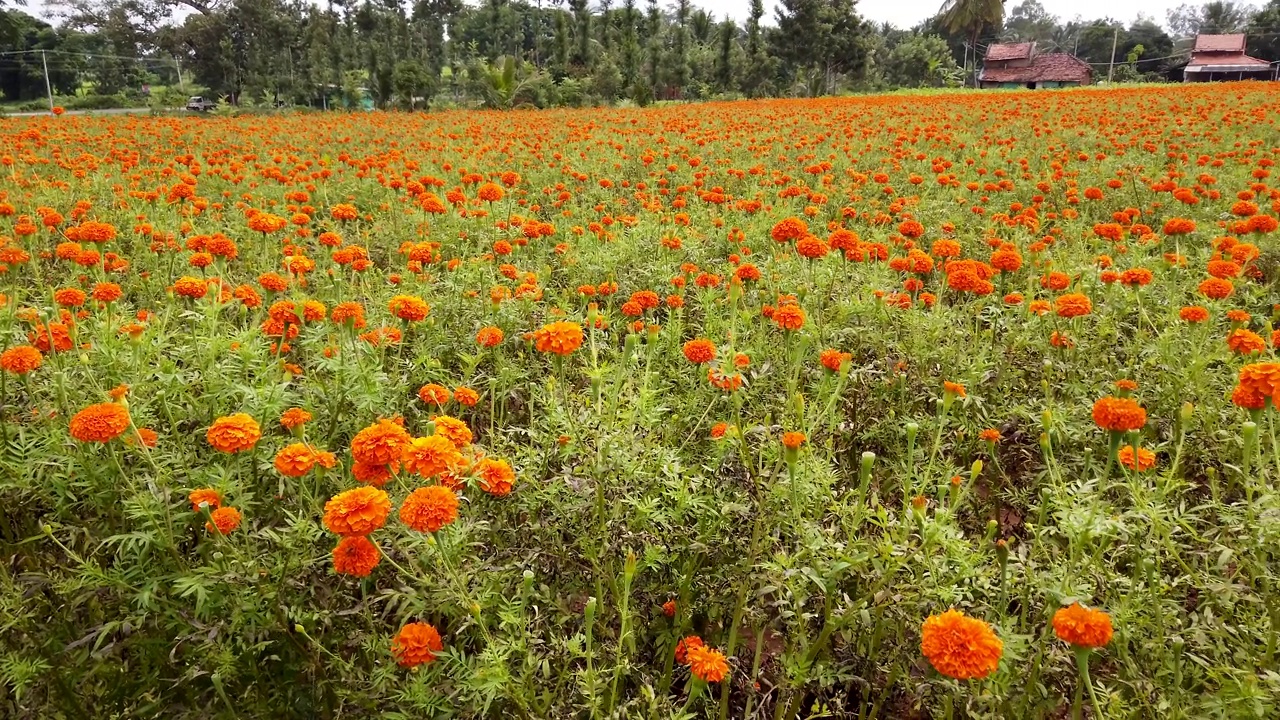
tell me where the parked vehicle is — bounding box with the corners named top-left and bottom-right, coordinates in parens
top-left (186, 96), bottom-right (217, 112)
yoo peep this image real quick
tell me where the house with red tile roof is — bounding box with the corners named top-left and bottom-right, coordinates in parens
top-left (1183, 34), bottom-right (1276, 82)
top-left (979, 43), bottom-right (1091, 89)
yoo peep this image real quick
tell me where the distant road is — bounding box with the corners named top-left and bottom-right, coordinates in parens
top-left (2, 107), bottom-right (152, 118)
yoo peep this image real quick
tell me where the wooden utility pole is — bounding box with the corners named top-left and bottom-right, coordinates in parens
top-left (1106, 27), bottom-right (1119, 83)
top-left (41, 50), bottom-right (54, 110)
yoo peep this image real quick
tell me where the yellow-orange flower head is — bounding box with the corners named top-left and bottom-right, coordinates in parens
top-left (920, 609), bottom-right (1003, 680)
top-left (333, 535), bottom-right (381, 577)
top-left (206, 506), bottom-right (242, 534)
top-left (1, 345), bottom-right (43, 375)
top-left (1091, 396), bottom-right (1146, 433)
top-left (273, 442), bottom-right (318, 477)
top-left (772, 304), bottom-right (806, 331)
top-left (388, 294), bottom-right (430, 322)
top-left (207, 413), bottom-right (261, 453)
top-left (69, 403), bottom-right (131, 443)
top-left (391, 622), bottom-right (444, 667)
top-left (534, 321), bottom-right (584, 356)
top-left (399, 485), bottom-right (459, 533)
top-left (1054, 293), bottom-right (1092, 318)
top-left (188, 488), bottom-right (222, 512)
top-left (1052, 603), bottom-right (1113, 649)
top-left (350, 418), bottom-right (412, 466)
top-left (475, 457), bottom-right (516, 496)
top-left (402, 435), bottom-right (464, 478)
top-left (686, 643), bottom-right (729, 683)
top-left (431, 415), bottom-right (473, 448)
top-left (323, 486), bottom-right (391, 536)
top-left (682, 338), bottom-right (716, 364)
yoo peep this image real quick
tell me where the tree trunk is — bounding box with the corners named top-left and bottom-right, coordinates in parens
top-left (970, 27), bottom-right (980, 88)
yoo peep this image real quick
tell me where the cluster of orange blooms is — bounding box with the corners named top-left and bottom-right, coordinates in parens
top-left (7, 85), bottom-right (1280, 696)
top-left (921, 603), bottom-right (1112, 680)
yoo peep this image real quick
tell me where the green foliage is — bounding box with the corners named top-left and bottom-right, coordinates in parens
top-left (884, 33), bottom-right (963, 88)
top-left (2, 86), bottom-right (1280, 720)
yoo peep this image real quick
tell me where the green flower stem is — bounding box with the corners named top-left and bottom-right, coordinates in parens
top-left (1075, 647), bottom-right (1104, 720)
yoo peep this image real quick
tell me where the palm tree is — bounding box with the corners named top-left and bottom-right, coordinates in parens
top-left (1199, 1), bottom-right (1251, 34)
top-left (938, 0), bottom-right (1005, 87)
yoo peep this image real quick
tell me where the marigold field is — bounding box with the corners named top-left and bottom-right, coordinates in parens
top-left (3, 84), bottom-right (1280, 719)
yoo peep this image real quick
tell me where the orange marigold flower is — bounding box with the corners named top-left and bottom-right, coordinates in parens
top-left (920, 609), bottom-right (1003, 680)
top-left (770, 216), bottom-right (808, 242)
top-left (54, 288), bottom-right (86, 307)
top-left (454, 387), bottom-right (479, 407)
top-left (333, 535), bottom-right (381, 577)
top-left (534, 321), bottom-right (584, 356)
top-left (1238, 363), bottom-right (1280, 401)
top-left (1054, 293), bottom-right (1092, 318)
top-left (206, 506), bottom-right (242, 534)
top-left (69, 402), bottom-right (131, 443)
top-left (675, 635), bottom-right (704, 664)
top-left (1162, 218), bottom-right (1196, 235)
top-left (399, 485), bottom-right (459, 533)
top-left (402, 435), bottom-right (464, 478)
top-left (353, 460), bottom-right (394, 487)
top-left (1119, 268), bottom-right (1153, 287)
top-left (990, 245), bottom-right (1022, 273)
top-left (772, 304), bottom-right (805, 331)
top-left (476, 326), bottom-right (504, 347)
top-left (1198, 277), bottom-right (1234, 301)
top-left (0, 345), bottom-right (42, 374)
top-left (322, 486), bottom-right (391, 536)
top-left (91, 282), bottom-right (122, 303)
top-left (1051, 603), bottom-right (1113, 649)
top-left (1232, 383), bottom-right (1268, 410)
top-left (331, 301), bottom-right (366, 328)
top-left (432, 415), bottom-right (473, 447)
top-left (820, 348), bottom-right (852, 372)
top-left (350, 418), bottom-right (412, 466)
top-left (388, 294), bottom-right (430, 321)
top-left (188, 488), bottom-right (222, 512)
top-left (1118, 445), bottom-right (1157, 472)
top-left (1179, 306), bottom-right (1209, 323)
top-left (330, 203), bottom-right (359, 221)
top-left (274, 442), bottom-right (318, 477)
top-left (781, 431), bottom-right (806, 450)
top-left (980, 428), bottom-right (1001, 443)
top-left (1226, 328), bottom-right (1266, 356)
top-left (687, 643), bottom-right (729, 683)
top-left (477, 182), bottom-right (504, 202)
top-left (1206, 260), bottom-right (1241, 279)
top-left (173, 276), bottom-right (208, 299)
top-left (1092, 396), bottom-right (1146, 433)
top-left (207, 413), bottom-right (261, 453)
top-left (418, 383), bottom-right (451, 406)
top-left (682, 338), bottom-right (716, 364)
top-left (281, 408), bottom-right (313, 429)
top-left (796, 235), bottom-right (829, 259)
top-left (944, 381), bottom-right (966, 398)
top-left (391, 622), bottom-right (444, 667)
top-left (475, 457), bottom-right (516, 496)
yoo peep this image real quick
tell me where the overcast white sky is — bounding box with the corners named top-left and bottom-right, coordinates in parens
top-left (23, 0), bottom-right (1185, 31)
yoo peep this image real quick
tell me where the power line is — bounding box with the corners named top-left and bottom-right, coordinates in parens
top-left (0, 48), bottom-right (177, 67)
